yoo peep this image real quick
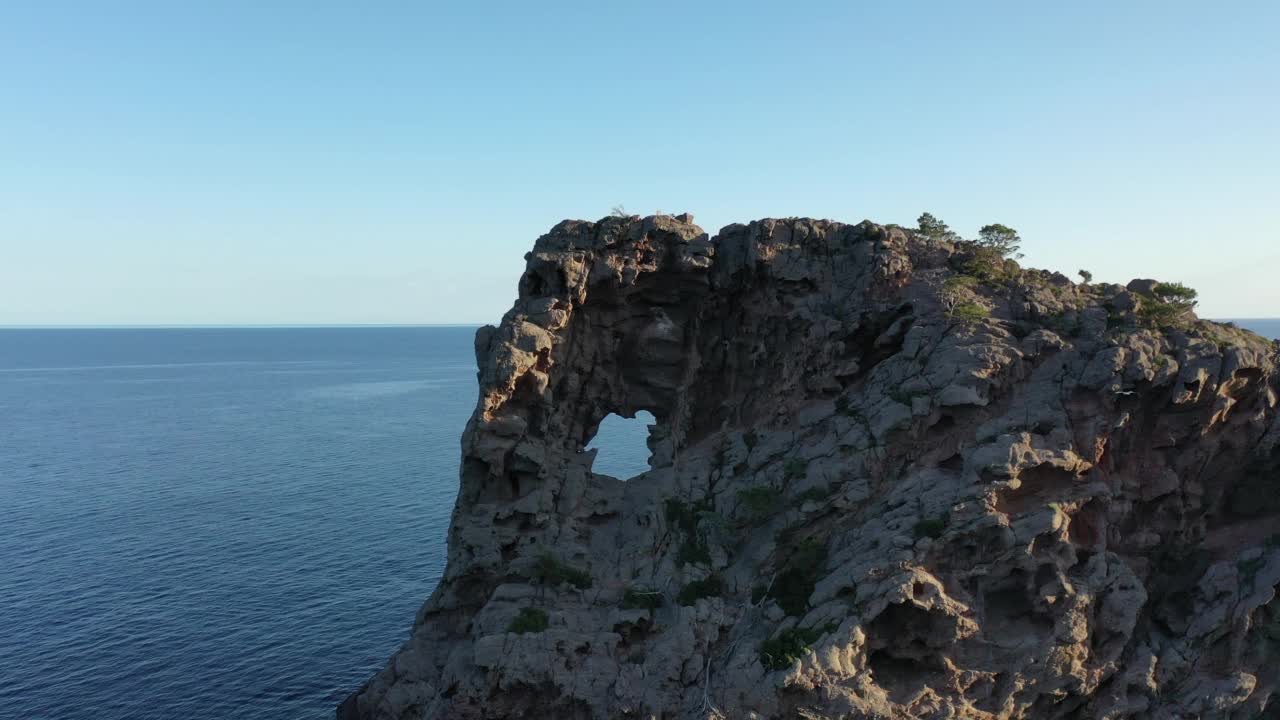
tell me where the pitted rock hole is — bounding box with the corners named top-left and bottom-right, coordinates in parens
top-left (586, 411), bottom-right (655, 479)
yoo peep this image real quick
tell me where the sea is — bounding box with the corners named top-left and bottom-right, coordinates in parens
top-left (0, 321), bottom-right (1275, 720)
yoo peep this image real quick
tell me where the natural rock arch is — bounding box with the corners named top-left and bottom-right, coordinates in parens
top-left (583, 410), bottom-right (656, 480)
top-left (342, 213), bottom-right (1280, 720)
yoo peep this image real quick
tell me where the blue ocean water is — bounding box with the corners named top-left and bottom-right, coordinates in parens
top-left (0, 328), bottom-right (481, 720)
top-left (0, 321), bottom-right (1273, 720)
top-left (1227, 318), bottom-right (1280, 341)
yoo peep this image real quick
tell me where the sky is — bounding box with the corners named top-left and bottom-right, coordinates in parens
top-left (2, 1), bottom-right (1277, 325)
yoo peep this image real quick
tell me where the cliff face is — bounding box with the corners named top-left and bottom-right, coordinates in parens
top-left (340, 215), bottom-right (1280, 719)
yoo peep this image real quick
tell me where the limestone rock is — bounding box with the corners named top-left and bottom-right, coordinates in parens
top-left (339, 215), bottom-right (1280, 720)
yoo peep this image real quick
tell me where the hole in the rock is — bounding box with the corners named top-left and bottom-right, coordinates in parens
top-left (931, 413), bottom-right (956, 431)
top-left (1234, 367), bottom-right (1263, 382)
top-left (867, 649), bottom-right (932, 701)
top-left (1069, 499), bottom-right (1106, 548)
top-left (586, 411), bottom-right (655, 479)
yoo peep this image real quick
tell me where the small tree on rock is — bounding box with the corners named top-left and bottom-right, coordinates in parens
top-left (1078, 269), bottom-right (1093, 284)
top-left (1152, 282), bottom-right (1198, 307)
top-left (1138, 282), bottom-right (1199, 328)
top-left (917, 212), bottom-right (960, 243)
top-left (976, 223), bottom-right (1022, 259)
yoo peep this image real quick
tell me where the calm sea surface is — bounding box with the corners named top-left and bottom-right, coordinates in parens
top-left (0, 322), bottom-right (1274, 720)
top-left (1229, 318), bottom-right (1280, 340)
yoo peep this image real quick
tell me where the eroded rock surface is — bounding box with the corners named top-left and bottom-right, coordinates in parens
top-left (340, 215), bottom-right (1280, 719)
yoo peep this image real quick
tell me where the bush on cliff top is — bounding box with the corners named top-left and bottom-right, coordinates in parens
top-left (1136, 282), bottom-right (1199, 329)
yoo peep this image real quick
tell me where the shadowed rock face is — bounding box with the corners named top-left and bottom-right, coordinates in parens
top-left (339, 215), bottom-right (1280, 720)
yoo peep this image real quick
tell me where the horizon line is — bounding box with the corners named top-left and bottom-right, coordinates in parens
top-left (0, 323), bottom-right (488, 330)
top-left (1, 318), bottom-right (1278, 331)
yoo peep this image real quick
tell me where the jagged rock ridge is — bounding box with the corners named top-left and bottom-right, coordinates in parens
top-left (340, 214), bottom-right (1280, 719)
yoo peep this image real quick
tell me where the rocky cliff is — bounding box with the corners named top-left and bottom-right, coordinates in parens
top-left (340, 214), bottom-right (1280, 719)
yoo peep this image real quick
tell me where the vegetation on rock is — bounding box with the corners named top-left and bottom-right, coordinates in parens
top-left (533, 553), bottom-right (592, 589)
top-left (916, 212), bottom-right (960, 243)
top-left (620, 587), bottom-right (664, 610)
top-left (737, 486), bottom-right (781, 523)
top-left (1136, 281), bottom-right (1199, 329)
top-left (976, 223), bottom-right (1022, 259)
top-left (677, 576), bottom-right (723, 606)
top-left (913, 515), bottom-right (947, 540)
top-left (759, 537), bottom-right (828, 617)
top-left (507, 607), bottom-right (549, 634)
top-left (760, 624), bottom-right (835, 671)
top-left (946, 302), bottom-right (990, 323)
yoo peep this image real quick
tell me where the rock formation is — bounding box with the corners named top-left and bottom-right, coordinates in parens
top-left (340, 214), bottom-right (1280, 719)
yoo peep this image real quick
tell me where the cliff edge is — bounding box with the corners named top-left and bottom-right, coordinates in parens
top-left (340, 214), bottom-right (1280, 719)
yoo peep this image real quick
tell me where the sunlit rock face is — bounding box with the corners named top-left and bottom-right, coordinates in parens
top-left (340, 214), bottom-right (1280, 720)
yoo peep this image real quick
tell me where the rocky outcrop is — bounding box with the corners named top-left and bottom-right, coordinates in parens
top-left (339, 214), bottom-right (1280, 719)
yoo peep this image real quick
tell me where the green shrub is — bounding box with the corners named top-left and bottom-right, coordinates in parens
top-left (1049, 311), bottom-right (1083, 337)
top-left (916, 212), bottom-right (960, 243)
top-left (1136, 282), bottom-right (1199, 329)
top-left (665, 497), bottom-right (717, 566)
top-left (759, 538), bottom-right (828, 617)
top-left (784, 458), bottom-right (808, 481)
top-left (913, 515), bottom-right (947, 540)
top-left (947, 303), bottom-right (990, 323)
top-left (792, 486), bottom-right (830, 506)
top-left (621, 587), bottom-right (664, 610)
top-left (737, 486), bottom-right (781, 520)
top-left (943, 275), bottom-right (980, 294)
top-left (534, 553), bottom-right (592, 589)
top-left (976, 223), bottom-right (1021, 259)
top-left (676, 539), bottom-right (712, 565)
top-left (664, 498), bottom-right (710, 535)
top-left (508, 607), bottom-right (549, 634)
top-left (677, 576), bottom-right (723, 606)
top-left (760, 625), bottom-right (827, 670)
top-left (960, 246), bottom-right (1009, 282)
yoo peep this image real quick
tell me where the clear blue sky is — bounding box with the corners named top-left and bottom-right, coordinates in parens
top-left (2, 1), bottom-right (1276, 325)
